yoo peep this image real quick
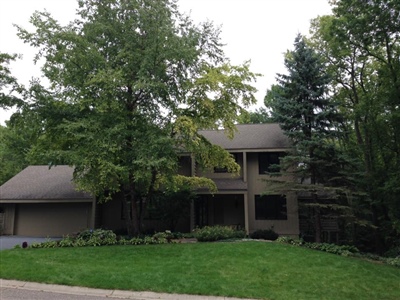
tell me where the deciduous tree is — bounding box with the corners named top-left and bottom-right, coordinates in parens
top-left (310, 0), bottom-right (400, 252)
top-left (13, 0), bottom-right (259, 236)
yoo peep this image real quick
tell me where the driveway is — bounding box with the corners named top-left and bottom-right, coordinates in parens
top-left (0, 236), bottom-right (61, 250)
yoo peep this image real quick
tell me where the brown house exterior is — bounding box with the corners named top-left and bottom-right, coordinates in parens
top-left (0, 123), bottom-right (299, 237)
top-left (194, 123), bottom-right (298, 236)
top-left (0, 166), bottom-right (96, 236)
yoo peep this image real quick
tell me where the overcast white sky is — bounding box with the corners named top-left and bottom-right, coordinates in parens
top-left (0, 0), bottom-right (332, 125)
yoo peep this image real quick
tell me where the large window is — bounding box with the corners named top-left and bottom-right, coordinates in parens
top-left (258, 152), bottom-right (283, 174)
top-left (255, 195), bottom-right (287, 220)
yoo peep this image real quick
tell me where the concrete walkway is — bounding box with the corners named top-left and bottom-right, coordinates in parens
top-left (0, 279), bottom-right (256, 300)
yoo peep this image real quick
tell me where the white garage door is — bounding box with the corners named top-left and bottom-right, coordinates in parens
top-left (15, 203), bottom-right (92, 237)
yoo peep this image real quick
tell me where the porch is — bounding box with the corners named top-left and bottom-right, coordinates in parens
top-left (193, 194), bottom-right (248, 232)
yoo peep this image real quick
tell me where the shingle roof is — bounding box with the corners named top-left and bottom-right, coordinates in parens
top-left (0, 165), bottom-right (93, 201)
top-left (212, 179), bottom-right (248, 191)
top-left (197, 178), bottom-right (248, 192)
top-left (199, 123), bottom-right (290, 150)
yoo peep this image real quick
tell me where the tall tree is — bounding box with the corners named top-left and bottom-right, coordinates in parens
top-left (237, 107), bottom-right (272, 124)
top-left (12, 0), bottom-right (259, 236)
top-left (266, 34), bottom-right (344, 242)
top-left (310, 0), bottom-right (400, 252)
top-left (0, 52), bottom-right (24, 109)
top-left (0, 53), bottom-right (33, 183)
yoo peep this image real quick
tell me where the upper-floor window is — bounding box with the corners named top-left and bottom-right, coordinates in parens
top-left (255, 195), bottom-right (287, 220)
top-left (178, 156), bottom-right (192, 176)
top-left (214, 153), bottom-right (239, 173)
top-left (258, 152), bottom-right (283, 174)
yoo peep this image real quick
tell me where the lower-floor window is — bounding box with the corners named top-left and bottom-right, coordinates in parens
top-left (255, 195), bottom-right (287, 220)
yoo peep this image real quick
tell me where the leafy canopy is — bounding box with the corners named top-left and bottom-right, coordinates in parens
top-left (12, 0), bottom-right (259, 234)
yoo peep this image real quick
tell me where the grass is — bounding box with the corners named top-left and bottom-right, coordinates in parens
top-left (1, 241), bottom-right (399, 300)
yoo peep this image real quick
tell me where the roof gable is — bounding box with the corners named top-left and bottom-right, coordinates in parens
top-left (199, 123), bottom-right (290, 150)
top-left (0, 165), bottom-right (93, 201)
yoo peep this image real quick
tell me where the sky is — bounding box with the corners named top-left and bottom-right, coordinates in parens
top-left (0, 0), bottom-right (332, 125)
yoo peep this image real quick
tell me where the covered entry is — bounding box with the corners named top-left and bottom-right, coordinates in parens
top-left (194, 194), bottom-right (245, 230)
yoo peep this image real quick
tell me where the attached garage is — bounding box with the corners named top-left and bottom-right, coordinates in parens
top-left (0, 166), bottom-right (96, 237)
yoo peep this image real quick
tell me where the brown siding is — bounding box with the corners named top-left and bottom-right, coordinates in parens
top-left (0, 204), bottom-right (15, 235)
top-left (246, 152), bottom-right (299, 237)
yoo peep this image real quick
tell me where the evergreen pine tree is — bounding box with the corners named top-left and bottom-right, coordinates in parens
top-left (266, 34), bottom-right (345, 242)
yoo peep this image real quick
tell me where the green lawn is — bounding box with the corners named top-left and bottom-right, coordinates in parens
top-left (1, 241), bottom-right (399, 300)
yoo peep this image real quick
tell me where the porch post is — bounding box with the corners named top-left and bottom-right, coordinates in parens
top-left (243, 151), bottom-right (247, 183)
top-left (190, 200), bottom-right (195, 231)
top-left (90, 197), bottom-right (96, 229)
top-left (244, 193), bottom-right (249, 235)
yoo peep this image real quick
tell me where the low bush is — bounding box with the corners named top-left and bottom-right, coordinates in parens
top-left (250, 229), bottom-right (279, 241)
top-left (193, 225), bottom-right (246, 242)
top-left (76, 228), bottom-right (118, 246)
top-left (384, 245), bottom-right (400, 258)
top-left (276, 236), bottom-right (304, 246)
top-left (28, 229), bottom-right (172, 248)
top-left (277, 237), bottom-right (400, 268)
top-left (385, 257), bottom-right (400, 267)
top-left (304, 242), bottom-right (359, 256)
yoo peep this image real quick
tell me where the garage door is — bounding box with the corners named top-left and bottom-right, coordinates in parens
top-left (15, 203), bottom-right (92, 237)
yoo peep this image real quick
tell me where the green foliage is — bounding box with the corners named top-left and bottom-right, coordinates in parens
top-left (385, 257), bottom-right (400, 268)
top-left (237, 107), bottom-right (272, 124)
top-left (0, 52), bottom-right (24, 109)
top-left (30, 229), bottom-right (119, 248)
top-left (76, 229), bottom-right (118, 246)
top-left (276, 236), bottom-right (304, 246)
top-left (304, 243), bottom-right (359, 256)
top-left (250, 228), bottom-right (279, 241)
top-left (150, 188), bottom-right (195, 232)
top-left (193, 225), bottom-right (246, 242)
top-left (28, 229), bottom-right (175, 248)
top-left (9, 0), bottom-right (259, 236)
top-left (309, 0), bottom-right (400, 253)
top-left (277, 237), bottom-right (400, 268)
top-left (265, 33), bottom-right (349, 243)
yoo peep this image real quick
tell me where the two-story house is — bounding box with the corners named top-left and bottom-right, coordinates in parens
top-left (0, 123), bottom-right (299, 237)
top-left (193, 123), bottom-right (299, 236)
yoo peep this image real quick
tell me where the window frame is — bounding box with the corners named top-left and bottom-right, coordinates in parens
top-left (258, 152), bottom-right (283, 175)
top-left (255, 194), bottom-right (288, 220)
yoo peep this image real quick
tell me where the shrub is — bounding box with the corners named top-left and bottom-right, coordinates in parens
top-left (385, 257), bottom-right (400, 267)
top-left (28, 229), bottom-right (117, 248)
top-left (193, 225), bottom-right (246, 242)
top-left (31, 240), bottom-right (59, 248)
top-left (276, 236), bottom-right (304, 246)
top-left (152, 230), bottom-right (173, 243)
top-left (73, 229), bottom-right (117, 247)
top-left (304, 243), bottom-right (359, 256)
top-left (250, 229), bottom-right (279, 241)
top-left (384, 246), bottom-right (400, 258)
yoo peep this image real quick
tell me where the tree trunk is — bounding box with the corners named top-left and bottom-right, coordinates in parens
top-left (121, 194), bottom-right (135, 237)
top-left (138, 168), bottom-right (158, 233)
top-left (121, 179), bottom-right (140, 237)
top-left (129, 185), bottom-right (140, 236)
top-left (313, 193), bottom-right (322, 243)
